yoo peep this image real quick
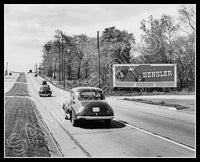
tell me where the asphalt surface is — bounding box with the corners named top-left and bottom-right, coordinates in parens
top-left (21, 73), bottom-right (196, 157)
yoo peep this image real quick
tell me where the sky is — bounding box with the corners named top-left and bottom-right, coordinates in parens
top-left (4, 4), bottom-right (186, 72)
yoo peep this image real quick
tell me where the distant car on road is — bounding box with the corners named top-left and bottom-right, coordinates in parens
top-left (35, 74), bottom-right (37, 77)
top-left (63, 87), bottom-right (114, 127)
top-left (9, 73), bottom-right (12, 75)
top-left (39, 85), bottom-right (52, 97)
top-left (42, 80), bottom-right (47, 85)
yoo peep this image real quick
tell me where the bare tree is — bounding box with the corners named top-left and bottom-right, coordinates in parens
top-left (178, 5), bottom-right (195, 36)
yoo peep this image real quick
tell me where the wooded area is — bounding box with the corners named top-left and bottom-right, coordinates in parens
top-left (38, 5), bottom-right (195, 94)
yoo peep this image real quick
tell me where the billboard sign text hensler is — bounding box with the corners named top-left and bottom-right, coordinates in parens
top-left (113, 64), bottom-right (177, 87)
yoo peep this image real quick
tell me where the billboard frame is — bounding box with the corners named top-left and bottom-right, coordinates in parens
top-left (113, 64), bottom-right (177, 88)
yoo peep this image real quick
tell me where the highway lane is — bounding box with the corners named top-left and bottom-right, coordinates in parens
top-left (106, 97), bottom-right (195, 148)
top-left (26, 73), bottom-right (195, 157)
top-left (27, 74), bottom-right (87, 157)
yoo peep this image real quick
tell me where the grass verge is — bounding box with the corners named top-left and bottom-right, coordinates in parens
top-left (5, 83), bottom-right (30, 97)
top-left (5, 73), bottom-right (50, 157)
top-left (16, 72), bottom-right (26, 82)
top-left (5, 97), bottom-right (50, 157)
top-left (123, 98), bottom-right (194, 111)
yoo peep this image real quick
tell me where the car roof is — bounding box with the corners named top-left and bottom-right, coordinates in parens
top-left (72, 87), bottom-right (103, 93)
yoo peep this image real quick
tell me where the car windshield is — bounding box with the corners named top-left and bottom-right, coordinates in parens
top-left (79, 91), bottom-right (104, 100)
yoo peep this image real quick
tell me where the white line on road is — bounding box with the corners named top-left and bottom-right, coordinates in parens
top-left (114, 118), bottom-right (195, 152)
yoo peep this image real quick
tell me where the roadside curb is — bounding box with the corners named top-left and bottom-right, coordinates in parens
top-left (116, 98), bottom-right (177, 111)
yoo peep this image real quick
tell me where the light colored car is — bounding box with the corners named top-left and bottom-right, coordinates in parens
top-left (63, 87), bottom-right (114, 127)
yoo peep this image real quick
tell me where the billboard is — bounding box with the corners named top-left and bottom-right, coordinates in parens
top-left (113, 64), bottom-right (177, 87)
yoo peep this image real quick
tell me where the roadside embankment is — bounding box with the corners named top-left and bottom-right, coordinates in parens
top-left (121, 96), bottom-right (195, 114)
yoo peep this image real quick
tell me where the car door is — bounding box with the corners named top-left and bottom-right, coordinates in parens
top-left (71, 91), bottom-right (81, 114)
top-left (69, 91), bottom-right (74, 106)
top-left (69, 91), bottom-right (76, 111)
top-left (63, 91), bottom-right (72, 112)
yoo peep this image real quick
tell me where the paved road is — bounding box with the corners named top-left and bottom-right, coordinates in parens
top-left (26, 73), bottom-right (195, 157)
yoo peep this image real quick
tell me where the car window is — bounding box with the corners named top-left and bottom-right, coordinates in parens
top-left (79, 91), bottom-right (104, 100)
top-left (41, 86), bottom-right (49, 91)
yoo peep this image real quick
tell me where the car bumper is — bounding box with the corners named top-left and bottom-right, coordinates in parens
top-left (39, 93), bottom-right (51, 96)
top-left (77, 115), bottom-right (114, 120)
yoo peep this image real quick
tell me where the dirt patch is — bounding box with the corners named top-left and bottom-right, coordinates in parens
top-left (5, 97), bottom-right (50, 157)
top-left (5, 83), bottom-right (30, 97)
top-left (16, 73), bottom-right (26, 82)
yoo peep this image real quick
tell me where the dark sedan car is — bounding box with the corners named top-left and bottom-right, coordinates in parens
top-left (39, 85), bottom-right (52, 97)
top-left (42, 80), bottom-right (47, 85)
top-left (63, 87), bottom-right (114, 126)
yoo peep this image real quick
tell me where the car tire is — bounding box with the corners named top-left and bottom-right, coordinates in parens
top-left (65, 113), bottom-right (69, 120)
top-left (104, 119), bottom-right (111, 126)
top-left (71, 111), bottom-right (78, 127)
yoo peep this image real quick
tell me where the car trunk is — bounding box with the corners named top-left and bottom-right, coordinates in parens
top-left (80, 100), bottom-right (113, 116)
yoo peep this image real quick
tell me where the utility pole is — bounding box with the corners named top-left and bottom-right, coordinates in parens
top-left (58, 44), bottom-right (61, 82)
top-left (35, 63), bottom-right (38, 73)
top-left (61, 34), bottom-right (64, 83)
top-left (63, 50), bottom-right (65, 89)
top-left (43, 65), bottom-right (44, 77)
top-left (97, 31), bottom-right (101, 88)
top-left (54, 58), bottom-right (57, 80)
top-left (51, 56), bottom-right (52, 82)
top-left (6, 62), bottom-right (8, 75)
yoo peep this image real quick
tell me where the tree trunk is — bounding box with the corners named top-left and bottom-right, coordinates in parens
top-left (77, 61), bottom-right (81, 80)
top-left (178, 72), bottom-right (183, 91)
top-left (58, 48), bottom-right (61, 82)
top-left (85, 61), bottom-right (89, 79)
top-left (68, 63), bottom-right (71, 80)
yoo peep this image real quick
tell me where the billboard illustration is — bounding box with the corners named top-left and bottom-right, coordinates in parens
top-left (113, 64), bottom-right (177, 87)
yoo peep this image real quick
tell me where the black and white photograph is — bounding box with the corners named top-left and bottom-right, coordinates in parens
top-left (4, 4), bottom-right (196, 158)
